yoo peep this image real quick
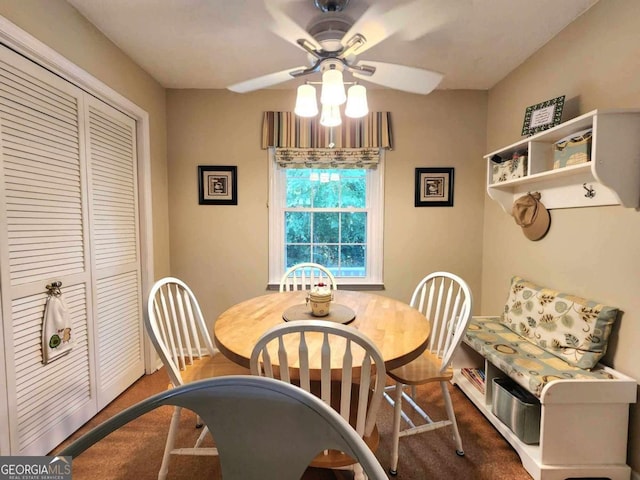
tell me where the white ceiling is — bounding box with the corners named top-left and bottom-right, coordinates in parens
top-left (65, 0), bottom-right (598, 92)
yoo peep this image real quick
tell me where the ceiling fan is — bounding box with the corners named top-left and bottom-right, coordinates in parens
top-left (227, 0), bottom-right (445, 96)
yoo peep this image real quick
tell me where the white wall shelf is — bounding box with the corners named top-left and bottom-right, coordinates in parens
top-left (485, 109), bottom-right (640, 212)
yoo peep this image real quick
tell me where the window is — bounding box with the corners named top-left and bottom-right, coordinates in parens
top-left (269, 150), bottom-right (384, 286)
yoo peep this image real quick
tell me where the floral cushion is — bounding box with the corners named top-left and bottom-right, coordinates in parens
top-left (465, 317), bottom-right (616, 397)
top-left (500, 276), bottom-right (618, 370)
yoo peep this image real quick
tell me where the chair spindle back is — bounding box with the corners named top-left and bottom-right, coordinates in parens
top-left (146, 277), bottom-right (215, 387)
top-left (279, 262), bottom-right (338, 292)
top-left (409, 272), bottom-right (473, 373)
top-left (250, 320), bottom-right (384, 439)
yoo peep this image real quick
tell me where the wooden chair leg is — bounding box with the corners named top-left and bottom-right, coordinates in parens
top-left (353, 461), bottom-right (366, 480)
top-left (158, 405), bottom-right (182, 480)
top-left (389, 381), bottom-right (404, 476)
top-left (440, 381), bottom-right (464, 456)
top-left (194, 426), bottom-right (209, 448)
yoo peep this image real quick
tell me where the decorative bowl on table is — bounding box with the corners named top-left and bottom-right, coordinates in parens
top-left (306, 283), bottom-right (333, 317)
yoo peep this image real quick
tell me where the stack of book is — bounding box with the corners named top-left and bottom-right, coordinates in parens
top-left (461, 367), bottom-right (485, 394)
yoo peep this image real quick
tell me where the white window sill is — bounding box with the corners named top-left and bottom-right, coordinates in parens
top-left (266, 284), bottom-right (385, 292)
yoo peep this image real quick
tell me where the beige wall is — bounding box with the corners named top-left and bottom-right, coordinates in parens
top-left (0, 0), bottom-right (171, 278)
top-left (8, 0), bottom-right (637, 471)
top-left (483, 0), bottom-right (640, 471)
top-left (166, 88), bottom-right (487, 320)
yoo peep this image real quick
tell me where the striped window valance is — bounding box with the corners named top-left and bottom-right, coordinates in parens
top-left (261, 111), bottom-right (393, 149)
top-left (274, 147), bottom-right (380, 169)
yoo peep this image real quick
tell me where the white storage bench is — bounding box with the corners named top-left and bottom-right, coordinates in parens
top-left (452, 276), bottom-right (637, 480)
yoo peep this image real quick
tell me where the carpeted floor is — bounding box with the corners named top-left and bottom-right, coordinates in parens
top-left (53, 354), bottom-right (531, 479)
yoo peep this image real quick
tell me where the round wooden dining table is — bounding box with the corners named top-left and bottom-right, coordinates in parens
top-left (213, 290), bottom-right (431, 371)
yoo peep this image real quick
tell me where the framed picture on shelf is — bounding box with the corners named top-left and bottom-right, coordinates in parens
top-left (198, 165), bottom-right (237, 205)
top-left (521, 95), bottom-right (565, 136)
top-left (415, 167), bottom-right (454, 207)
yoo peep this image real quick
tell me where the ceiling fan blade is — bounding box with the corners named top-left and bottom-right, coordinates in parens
top-left (353, 61), bottom-right (443, 95)
top-left (228, 66), bottom-right (306, 93)
top-left (342, 0), bottom-right (468, 55)
top-left (340, 3), bottom-right (399, 55)
top-left (264, 0), bottom-right (322, 53)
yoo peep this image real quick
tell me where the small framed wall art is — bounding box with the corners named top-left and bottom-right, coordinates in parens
top-left (198, 165), bottom-right (237, 205)
top-left (415, 167), bottom-right (454, 207)
top-left (521, 95), bottom-right (565, 136)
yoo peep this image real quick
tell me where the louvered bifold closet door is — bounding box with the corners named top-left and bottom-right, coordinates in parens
top-left (84, 97), bottom-right (144, 409)
top-left (0, 46), bottom-right (96, 455)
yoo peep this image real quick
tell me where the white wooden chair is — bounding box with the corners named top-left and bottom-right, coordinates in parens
top-left (384, 272), bottom-right (473, 475)
top-left (59, 376), bottom-right (388, 480)
top-left (145, 277), bottom-right (220, 480)
top-left (250, 320), bottom-right (385, 480)
top-left (279, 262), bottom-right (338, 292)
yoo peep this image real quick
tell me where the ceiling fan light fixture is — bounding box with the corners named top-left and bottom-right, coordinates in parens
top-left (345, 84), bottom-right (368, 118)
top-left (314, 0), bottom-right (350, 13)
top-left (320, 68), bottom-right (346, 105)
top-left (320, 103), bottom-right (342, 127)
top-left (294, 84), bottom-right (319, 117)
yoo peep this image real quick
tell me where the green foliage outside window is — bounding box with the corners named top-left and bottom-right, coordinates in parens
top-left (284, 168), bottom-right (367, 276)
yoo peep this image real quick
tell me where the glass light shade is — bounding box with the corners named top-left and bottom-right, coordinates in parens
top-left (294, 84), bottom-right (318, 117)
top-left (345, 84), bottom-right (369, 118)
top-left (320, 104), bottom-right (342, 127)
top-left (320, 69), bottom-right (346, 105)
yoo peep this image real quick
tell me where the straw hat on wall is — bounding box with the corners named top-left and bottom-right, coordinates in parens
top-left (512, 192), bottom-right (550, 241)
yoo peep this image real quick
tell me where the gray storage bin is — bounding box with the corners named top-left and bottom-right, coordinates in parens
top-left (492, 377), bottom-right (541, 444)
